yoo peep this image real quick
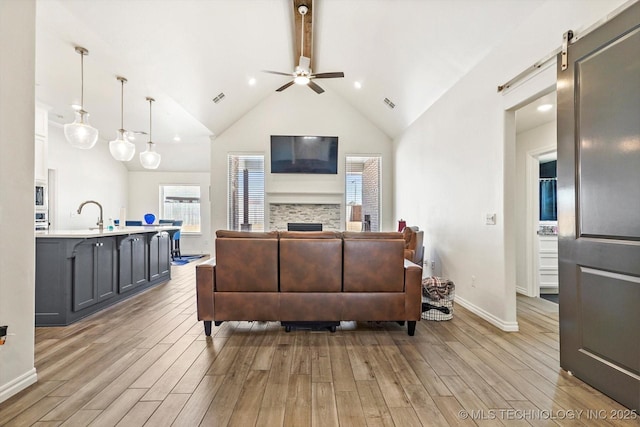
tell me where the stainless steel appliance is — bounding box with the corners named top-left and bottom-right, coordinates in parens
top-left (35, 211), bottom-right (48, 230)
top-left (35, 181), bottom-right (47, 210)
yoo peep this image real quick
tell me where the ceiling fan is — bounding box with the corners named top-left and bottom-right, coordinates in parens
top-left (263, 3), bottom-right (344, 94)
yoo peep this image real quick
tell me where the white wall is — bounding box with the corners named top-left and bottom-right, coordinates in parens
top-left (211, 87), bottom-right (393, 245)
top-left (0, 0), bottom-right (37, 403)
top-left (515, 121), bottom-right (556, 292)
top-left (393, 0), bottom-right (627, 330)
top-left (128, 171), bottom-right (211, 255)
top-left (47, 124), bottom-right (129, 229)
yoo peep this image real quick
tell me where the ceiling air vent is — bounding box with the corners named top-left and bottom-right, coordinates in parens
top-left (212, 92), bottom-right (226, 104)
top-left (383, 98), bottom-right (396, 109)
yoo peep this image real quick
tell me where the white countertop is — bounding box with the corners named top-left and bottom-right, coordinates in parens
top-left (36, 225), bottom-right (180, 239)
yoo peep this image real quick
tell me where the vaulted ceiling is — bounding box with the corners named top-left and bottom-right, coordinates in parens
top-left (35, 0), bottom-right (545, 171)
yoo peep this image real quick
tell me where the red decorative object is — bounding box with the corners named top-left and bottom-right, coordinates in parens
top-left (398, 219), bottom-right (406, 232)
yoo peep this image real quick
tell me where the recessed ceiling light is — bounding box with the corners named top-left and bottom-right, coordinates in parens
top-left (173, 136), bottom-right (181, 142)
top-left (248, 77), bottom-right (256, 86)
top-left (354, 81), bottom-right (362, 89)
top-left (71, 104), bottom-right (82, 111)
top-left (537, 104), bottom-right (553, 112)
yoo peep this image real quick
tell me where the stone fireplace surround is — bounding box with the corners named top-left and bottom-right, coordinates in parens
top-left (267, 192), bottom-right (344, 231)
top-left (269, 203), bottom-right (341, 231)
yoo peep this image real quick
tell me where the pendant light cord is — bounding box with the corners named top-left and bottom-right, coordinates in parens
top-left (116, 76), bottom-right (127, 133)
top-left (120, 78), bottom-right (124, 131)
top-left (80, 51), bottom-right (85, 110)
top-left (147, 97), bottom-right (155, 146)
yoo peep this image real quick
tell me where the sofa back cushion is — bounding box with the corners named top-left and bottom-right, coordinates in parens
top-left (279, 231), bottom-right (342, 292)
top-left (215, 230), bottom-right (279, 292)
top-left (343, 232), bottom-right (405, 292)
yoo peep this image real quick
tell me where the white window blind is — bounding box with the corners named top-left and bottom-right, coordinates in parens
top-left (228, 154), bottom-right (265, 231)
top-left (345, 156), bottom-right (381, 232)
top-left (159, 185), bottom-right (201, 233)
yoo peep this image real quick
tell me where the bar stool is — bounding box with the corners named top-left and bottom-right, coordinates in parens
top-left (171, 220), bottom-right (183, 259)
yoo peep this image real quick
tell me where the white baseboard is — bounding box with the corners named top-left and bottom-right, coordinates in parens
top-left (455, 296), bottom-right (519, 332)
top-left (515, 285), bottom-right (530, 296)
top-left (0, 368), bottom-right (37, 404)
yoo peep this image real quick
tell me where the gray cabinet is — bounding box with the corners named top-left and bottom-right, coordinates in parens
top-left (149, 231), bottom-right (170, 281)
top-left (36, 228), bottom-right (174, 326)
top-left (118, 234), bottom-right (147, 293)
top-left (72, 238), bottom-right (116, 311)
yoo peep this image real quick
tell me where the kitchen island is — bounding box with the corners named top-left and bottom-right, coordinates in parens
top-left (35, 226), bottom-right (179, 326)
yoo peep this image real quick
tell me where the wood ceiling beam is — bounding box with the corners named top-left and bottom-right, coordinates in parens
top-left (293, 0), bottom-right (313, 69)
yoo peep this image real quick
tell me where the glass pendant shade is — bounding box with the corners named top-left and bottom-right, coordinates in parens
top-left (109, 129), bottom-right (136, 161)
top-left (64, 110), bottom-right (99, 149)
top-left (140, 143), bottom-right (161, 169)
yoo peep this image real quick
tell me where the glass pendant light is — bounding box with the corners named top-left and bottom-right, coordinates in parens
top-left (140, 97), bottom-right (161, 169)
top-left (109, 76), bottom-right (136, 161)
top-left (64, 46), bottom-right (99, 149)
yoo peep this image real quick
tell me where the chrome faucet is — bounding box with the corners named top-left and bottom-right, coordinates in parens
top-left (77, 200), bottom-right (104, 230)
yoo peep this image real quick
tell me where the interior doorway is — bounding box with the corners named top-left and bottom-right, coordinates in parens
top-left (514, 91), bottom-right (558, 300)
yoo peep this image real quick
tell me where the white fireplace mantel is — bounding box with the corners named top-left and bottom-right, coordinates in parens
top-left (266, 192), bottom-right (344, 205)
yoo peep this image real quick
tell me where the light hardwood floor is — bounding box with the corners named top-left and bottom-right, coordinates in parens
top-left (1, 259), bottom-right (637, 426)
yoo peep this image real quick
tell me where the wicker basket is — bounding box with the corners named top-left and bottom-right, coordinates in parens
top-left (421, 277), bottom-right (455, 321)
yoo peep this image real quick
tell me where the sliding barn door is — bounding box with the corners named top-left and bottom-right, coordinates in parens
top-left (557, 2), bottom-right (639, 411)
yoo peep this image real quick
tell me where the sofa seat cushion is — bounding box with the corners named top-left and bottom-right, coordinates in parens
top-left (214, 292), bottom-right (279, 321)
top-left (342, 293), bottom-right (406, 320)
top-left (280, 293), bottom-right (343, 321)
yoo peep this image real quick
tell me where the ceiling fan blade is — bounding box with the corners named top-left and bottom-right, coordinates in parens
top-left (262, 70), bottom-right (294, 77)
top-left (276, 80), bottom-right (296, 92)
top-left (307, 80), bottom-right (325, 94)
top-left (311, 72), bottom-right (344, 79)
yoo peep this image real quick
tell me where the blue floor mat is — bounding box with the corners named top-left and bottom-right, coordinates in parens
top-left (171, 255), bottom-right (205, 266)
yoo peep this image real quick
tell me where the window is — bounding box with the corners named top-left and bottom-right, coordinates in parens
top-left (228, 154), bottom-right (265, 231)
top-left (159, 185), bottom-right (201, 233)
top-left (345, 156), bottom-right (381, 231)
top-left (539, 160), bottom-right (557, 222)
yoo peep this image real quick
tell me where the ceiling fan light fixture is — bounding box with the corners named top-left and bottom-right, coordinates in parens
top-left (294, 75), bottom-right (310, 85)
top-left (109, 76), bottom-right (135, 161)
top-left (65, 46), bottom-right (99, 149)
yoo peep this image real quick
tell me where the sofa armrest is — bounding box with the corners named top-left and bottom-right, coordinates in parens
top-left (196, 259), bottom-right (216, 321)
top-left (404, 259), bottom-right (422, 320)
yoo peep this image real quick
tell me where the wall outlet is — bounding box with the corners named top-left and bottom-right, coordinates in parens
top-left (471, 275), bottom-right (476, 287)
top-left (485, 213), bottom-right (496, 225)
top-left (431, 261), bottom-right (436, 271)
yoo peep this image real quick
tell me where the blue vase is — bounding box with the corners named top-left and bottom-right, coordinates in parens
top-left (144, 213), bottom-right (156, 225)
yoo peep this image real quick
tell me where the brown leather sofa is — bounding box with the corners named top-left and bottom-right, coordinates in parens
top-left (196, 230), bottom-right (423, 336)
top-left (403, 226), bottom-right (425, 266)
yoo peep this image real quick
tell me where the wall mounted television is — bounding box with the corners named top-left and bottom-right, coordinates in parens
top-left (270, 135), bottom-right (338, 174)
